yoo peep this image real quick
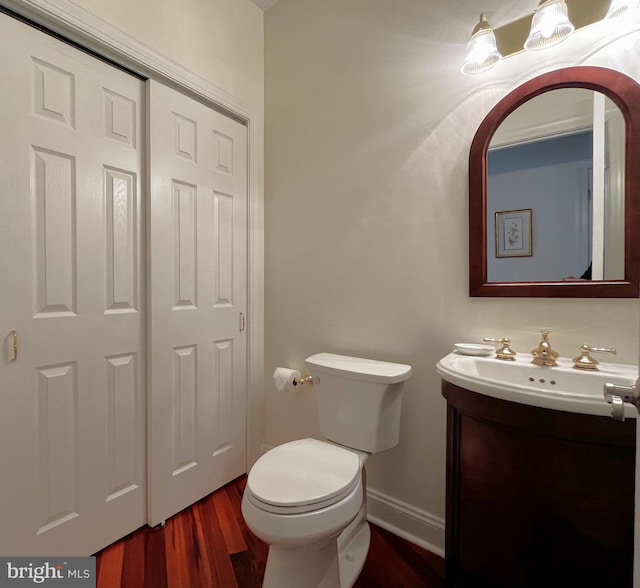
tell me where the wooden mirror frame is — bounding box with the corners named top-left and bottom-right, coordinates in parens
top-left (469, 66), bottom-right (640, 297)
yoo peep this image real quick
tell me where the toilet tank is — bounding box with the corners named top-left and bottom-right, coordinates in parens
top-left (305, 353), bottom-right (412, 453)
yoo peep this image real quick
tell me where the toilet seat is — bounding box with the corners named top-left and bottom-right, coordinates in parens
top-left (246, 438), bottom-right (361, 515)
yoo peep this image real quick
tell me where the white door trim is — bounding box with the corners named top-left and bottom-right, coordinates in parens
top-left (1, 0), bottom-right (265, 469)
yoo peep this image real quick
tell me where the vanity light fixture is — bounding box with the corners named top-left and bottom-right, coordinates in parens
top-left (605, 0), bottom-right (635, 18)
top-left (461, 13), bottom-right (503, 75)
top-left (461, 0), bottom-right (636, 75)
top-left (524, 0), bottom-right (575, 50)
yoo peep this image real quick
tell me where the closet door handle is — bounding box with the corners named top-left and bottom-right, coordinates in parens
top-left (11, 330), bottom-right (17, 362)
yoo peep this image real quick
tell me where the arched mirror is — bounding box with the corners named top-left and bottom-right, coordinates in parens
top-left (469, 67), bottom-right (640, 297)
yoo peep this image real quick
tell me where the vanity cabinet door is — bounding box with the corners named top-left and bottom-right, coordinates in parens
top-left (443, 381), bottom-right (635, 588)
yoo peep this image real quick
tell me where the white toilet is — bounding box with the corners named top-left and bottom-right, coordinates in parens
top-left (241, 352), bottom-right (412, 588)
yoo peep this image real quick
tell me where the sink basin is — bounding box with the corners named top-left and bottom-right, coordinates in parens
top-left (436, 350), bottom-right (639, 418)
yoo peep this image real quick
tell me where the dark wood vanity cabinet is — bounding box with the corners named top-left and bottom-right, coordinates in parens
top-left (442, 381), bottom-right (636, 588)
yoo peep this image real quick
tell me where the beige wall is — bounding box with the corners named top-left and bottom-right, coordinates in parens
top-left (70, 0), bottom-right (264, 110)
top-left (264, 0), bottom-right (640, 551)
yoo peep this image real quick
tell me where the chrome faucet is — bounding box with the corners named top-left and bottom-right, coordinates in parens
top-left (531, 331), bottom-right (559, 366)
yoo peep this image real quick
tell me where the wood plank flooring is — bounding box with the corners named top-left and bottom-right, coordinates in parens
top-left (94, 475), bottom-right (444, 588)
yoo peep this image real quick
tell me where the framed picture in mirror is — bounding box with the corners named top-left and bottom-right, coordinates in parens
top-left (495, 209), bottom-right (532, 258)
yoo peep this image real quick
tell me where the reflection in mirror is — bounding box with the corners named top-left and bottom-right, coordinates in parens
top-left (468, 66), bottom-right (640, 298)
top-left (486, 89), bottom-right (625, 283)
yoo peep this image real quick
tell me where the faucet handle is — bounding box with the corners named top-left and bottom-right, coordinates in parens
top-left (483, 337), bottom-right (517, 361)
top-left (572, 344), bottom-right (616, 371)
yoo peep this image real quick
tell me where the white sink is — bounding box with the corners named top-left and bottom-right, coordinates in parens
top-left (436, 350), bottom-right (639, 418)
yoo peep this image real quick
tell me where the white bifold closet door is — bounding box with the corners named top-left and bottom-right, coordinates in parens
top-left (147, 80), bottom-right (248, 526)
top-left (0, 13), bottom-right (146, 555)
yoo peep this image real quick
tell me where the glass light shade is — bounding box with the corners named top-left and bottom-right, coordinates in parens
top-left (524, 0), bottom-right (575, 51)
top-left (461, 15), bottom-right (502, 75)
top-left (605, 0), bottom-right (633, 18)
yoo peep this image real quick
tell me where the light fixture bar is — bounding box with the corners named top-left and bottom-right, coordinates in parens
top-left (460, 0), bottom-right (625, 75)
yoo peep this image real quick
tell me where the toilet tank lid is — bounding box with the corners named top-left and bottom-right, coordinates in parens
top-left (305, 353), bottom-right (412, 384)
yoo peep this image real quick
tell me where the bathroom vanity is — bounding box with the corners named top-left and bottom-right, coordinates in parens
top-left (455, 61), bottom-right (640, 586)
top-left (442, 380), bottom-right (635, 588)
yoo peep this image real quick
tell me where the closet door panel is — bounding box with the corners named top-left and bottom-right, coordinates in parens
top-left (0, 12), bottom-right (145, 556)
top-left (148, 80), bottom-right (248, 526)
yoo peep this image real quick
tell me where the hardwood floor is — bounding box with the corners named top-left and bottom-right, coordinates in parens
top-left (94, 475), bottom-right (444, 588)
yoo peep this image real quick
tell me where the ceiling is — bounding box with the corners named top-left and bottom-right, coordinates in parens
top-left (246, 1), bottom-right (543, 40)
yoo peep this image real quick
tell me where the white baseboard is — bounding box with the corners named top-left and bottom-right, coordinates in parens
top-left (366, 487), bottom-right (445, 558)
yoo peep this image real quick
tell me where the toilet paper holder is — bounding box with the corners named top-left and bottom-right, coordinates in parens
top-left (294, 372), bottom-right (318, 386)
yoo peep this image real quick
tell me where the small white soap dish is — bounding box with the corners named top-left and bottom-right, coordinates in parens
top-left (454, 343), bottom-right (495, 356)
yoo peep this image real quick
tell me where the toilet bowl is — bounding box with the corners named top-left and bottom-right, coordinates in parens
top-left (242, 438), bottom-right (369, 588)
top-left (241, 353), bottom-right (412, 588)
